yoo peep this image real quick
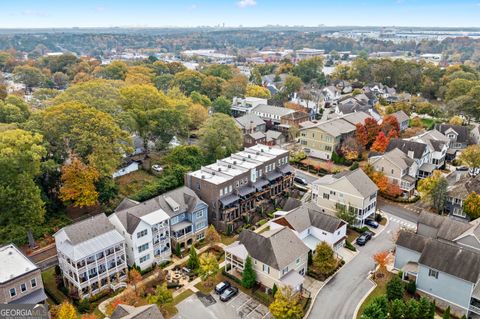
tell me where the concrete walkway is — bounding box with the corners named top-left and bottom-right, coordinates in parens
top-left (98, 243), bottom-right (227, 315)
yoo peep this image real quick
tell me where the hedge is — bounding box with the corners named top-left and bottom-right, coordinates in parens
top-left (345, 240), bottom-right (356, 252)
top-left (222, 268), bottom-right (242, 285)
top-left (380, 192), bottom-right (420, 203)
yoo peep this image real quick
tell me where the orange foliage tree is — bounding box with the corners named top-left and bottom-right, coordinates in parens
top-left (355, 123), bottom-right (369, 148)
top-left (385, 183), bottom-right (402, 198)
top-left (59, 156), bottom-right (100, 207)
top-left (128, 269), bottom-right (142, 292)
top-left (371, 172), bottom-right (389, 193)
top-left (381, 115), bottom-right (400, 135)
top-left (373, 250), bottom-right (391, 277)
top-left (371, 132), bottom-right (390, 153)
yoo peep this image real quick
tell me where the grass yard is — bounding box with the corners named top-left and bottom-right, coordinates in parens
top-left (41, 267), bottom-right (67, 304)
top-left (220, 234), bottom-right (238, 246)
top-left (194, 272), bottom-right (223, 295)
top-left (356, 272), bottom-right (395, 319)
top-left (347, 229), bottom-right (361, 243)
top-left (116, 170), bottom-right (160, 198)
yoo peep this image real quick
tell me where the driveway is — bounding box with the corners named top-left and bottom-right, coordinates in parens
top-left (293, 168), bottom-right (318, 185)
top-left (175, 290), bottom-right (272, 319)
top-left (307, 211), bottom-right (416, 319)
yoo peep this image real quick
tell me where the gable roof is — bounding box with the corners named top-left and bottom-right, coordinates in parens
top-left (252, 104), bottom-right (296, 117)
top-left (235, 114), bottom-right (265, 129)
top-left (396, 230), bottom-right (430, 253)
top-left (419, 239), bottom-right (480, 283)
top-left (371, 148), bottom-right (415, 170)
top-left (392, 110), bottom-right (409, 123)
top-left (435, 124), bottom-right (469, 143)
top-left (277, 202), bottom-right (345, 233)
top-left (313, 168), bottom-right (378, 198)
top-left (114, 186), bottom-right (205, 234)
top-left (111, 304), bottom-right (164, 319)
top-left (62, 214), bottom-right (116, 245)
top-left (237, 227), bottom-right (309, 270)
top-left (447, 174), bottom-right (480, 200)
top-left (418, 211), bottom-right (472, 241)
top-left (386, 138), bottom-right (427, 160)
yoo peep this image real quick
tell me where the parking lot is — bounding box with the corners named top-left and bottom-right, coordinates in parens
top-left (174, 290), bottom-right (272, 319)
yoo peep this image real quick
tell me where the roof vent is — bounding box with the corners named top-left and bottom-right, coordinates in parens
top-left (201, 175), bottom-right (205, 179)
top-left (256, 152), bottom-right (259, 155)
top-left (248, 155), bottom-right (251, 158)
top-left (218, 167), bottom-right (222, 172)
top-left (233, 161), bottom-right (237, 165)
top-left (212, 172), bottom-right (216, 175)
top-left (242, 158), bottom-right (246, 161)
top-left (8, 251), bottom-right (13, 255)
top-left (164, 196), bottom-right (180, 212)
top-left (228, 164), bottom-right (232, 168)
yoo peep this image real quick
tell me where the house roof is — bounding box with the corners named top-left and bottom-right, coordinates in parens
top-left (435, 124), bottom-right (469, 143)
top-left (235, 114), bottom-right (265, 129)
top-left (386, 138), bottom-right (427, 160)
top-left (372, 148), bottom-right (414, 170)
top-left (314, 168), bottom-right (378, 198)
top-left (114, 186), bottom-right (204, 234)
top-left (340, 111), bottom-right (372, 126)
top-left (266, 130), bottom-right (283, 141)
top-left (418, 211), bottom-right (472, 241)
top-left (396, 231), bottom-right (430, 253)
top-left (111, 304), bottom-right (164, 319)
top-left (393, 110), bottom-right (409, 123)
top-left (248, 131), bottom-right (266, 140)
top-left (237, 227), bottom-right (309, 270)
top-left (278, 202), bottom-right (346, 233)
top-left (252, 104), bottom-right (296, 118)
top-left (447, 175), bottom-right (480, 200)
top-left (0, 244), bottom-right (39, 283)
top-left (62, 213), bottom-right (117, 246)
top-left (419, 240), bottom-right (480, 283)
top-left (281, 111), bottom-right (309, 121)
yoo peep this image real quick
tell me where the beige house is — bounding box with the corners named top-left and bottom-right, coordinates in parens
top-left (298, 112), bottom-right (371, 160)
top-left (312, 169), bottom-right (378, 226)
top-left (224, 227), bottom-right (309, 293)
top-left (369, 148), bottom-right (418, 196)
top-left (0, 244), bottom-right (47, 305)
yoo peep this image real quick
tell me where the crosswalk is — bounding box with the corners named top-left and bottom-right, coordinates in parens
top-left (389, 217), bottom-right (416, 230)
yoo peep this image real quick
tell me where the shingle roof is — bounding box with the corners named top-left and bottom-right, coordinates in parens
top-left (237, 228), bottom-right (309, 270)
top-left (418, 211), bottom-right (472, 241)
top-left (314, 118), bottom-right (356, 137)
top-left (419, 240), bottom-right (480, 283)
top-left (248, 131), bottom-right (266, 140)
top-left (447, 175), bottom-right (480, 200)
top-left (111, 304), bottom-right (164, 319)
top-left (377, 148), bottom-right (415, 170)
top-left (252, 104), bottom-right (296, 117)
top-left (114, 186), bottom-right (204, 234)
top-left (340, 111), bottom-right (372, 126)
top-left (396, 230), bottom-right (430, 253)
top-left (386, 138), bottom-right (427, 160)
top-left (393, 110), bottom-right (409, 123)
top-left (62, 214), bottom-right (115, 245)
top-left (314, 168), bottom-right (378, 198)
top-left (235, 114), bottom-right (265, 129)
top-left (435, 124), bottom-right (469, 143)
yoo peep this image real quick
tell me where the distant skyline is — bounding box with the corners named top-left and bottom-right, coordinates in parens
top-left (1, 0), bottom-right (480, 29)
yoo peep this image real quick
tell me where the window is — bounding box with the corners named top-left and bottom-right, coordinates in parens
top-left (197, 233), bottom-right (205, 240)
top-left (196, 221), bottom-right (207, 230)
top-left (196, 210), bottom-right (204, 218)
top-left (31, 278), bottom-right (37, 288)
top-left (296, 258), bottom-right (300, 264)
top-left (229, 185), bottom-right (232, 192)
top-left (391, 169), bottom-right (394, 174)
top-left (137, 229), bottom-right (148, 239)
top-left (323, 193), bottom-right (329, 200)
top-left (139, 255), bottom-right (150, 263)
top-left (330, 190), bottom-right (336, 195)
top-left (428, 269), bottom-right (438, 279)
top-left (20, 283), bottom-right (27, 293)
top-left (263, 264), bottom-right (270, 274)
top-left (138, 243), bottom-right (149, 253)
top-left (282, 267), bottom-right (289, 275)
top-left (322, 231), bottom-right (327, 235)
top-left (9, 288), bottom-right (16, 297)
top-left (220, 189), bottom-right (223, 196)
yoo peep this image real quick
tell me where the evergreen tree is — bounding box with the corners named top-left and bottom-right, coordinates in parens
top-left (418, 297), bottom-right (434, 319)
top-left (405, 299), bottom-right (420, 319)
top-left (242, 256), bottom-right (256, 289)
top-left (389, 299), bottom-right (405, 319)
top-left (361, 296), bottom-right (387, 319)
top-left (175, 243), bottom-right (181, 257)
top-left (187, 245), bottom-right (200, 270)
top-left (386, 276), bottom-right (404, 301)
top-left (443, 306), bottom-right (451, 319)
top-left (272, 283), bottom-right (278, 297)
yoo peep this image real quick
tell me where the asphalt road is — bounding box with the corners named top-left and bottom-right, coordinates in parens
top-left (377, 199), bottom-right (420, 224)
top-left (294, 168), bottom-right (318, 184)
top-left (308, 210), bottom-right (416, 319)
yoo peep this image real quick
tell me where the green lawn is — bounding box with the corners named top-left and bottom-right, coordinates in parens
top-left (41, 267), bottom-right (67, 304)
top-left (356, 272), bottom-right (395, 319)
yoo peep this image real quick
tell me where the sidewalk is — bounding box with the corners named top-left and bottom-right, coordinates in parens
top-left (98, 243), bottom-right (227, 315)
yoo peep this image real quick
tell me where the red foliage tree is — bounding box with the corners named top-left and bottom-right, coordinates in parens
top-left (385, 183), bottom-right (402, 198)
top-left (371, 132), bottom-right (390, 153)
top-left (381, 115), bottom-right (400, 136)
top-left (355, 123), bottom-right (369, 147)
top-left (387, 129), bottom-right (398, 139)
top-left (364, 117), bottom-right (381, 147)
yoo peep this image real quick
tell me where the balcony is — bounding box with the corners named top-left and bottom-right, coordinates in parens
top-left (171, 222), bottom-right (193, 240)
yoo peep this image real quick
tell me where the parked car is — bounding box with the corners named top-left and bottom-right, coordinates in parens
top-left (456, 166), bottom-right (469, 171)
top-left (356, 231), bottom-right (373, 246)
top-left (215, 281), bottom-right (231, 295)
top-left (294, 177), bottom-right (308, 186)
top-left (152, 164), bottom-right (163, 172)
top-left (365, 219), bottom-right (379, 229)
top-left (220, 286), bottom-right (239, 302)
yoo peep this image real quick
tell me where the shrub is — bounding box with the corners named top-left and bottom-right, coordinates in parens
top-left (350, 161), bottom-right (359, 171)
top-left (406, 280), bottom-right (416, 295)
top-left (77, 299), bottom-right (90, 313)
top-left (375, 214), bottom-right (383, 223)
top-left (344, 240), bottom-right (356, 251)
top-left (222, 268), bottom-right (242, 284)
top-left (387, 276), bottom-right (405, 301)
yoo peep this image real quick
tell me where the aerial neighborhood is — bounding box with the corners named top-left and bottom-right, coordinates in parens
top-left (2, 6), bottom-right (480, 319)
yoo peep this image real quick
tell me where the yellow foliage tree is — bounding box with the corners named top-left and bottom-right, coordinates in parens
top-left (205, 225), bottom-right (221, 247)
top-left (459, 145), bottom-right (480, 169)
top-left (269, 286), bottom-right (303, 319)
top-left (246, 83), bottom-right (271, 99)
top-left (59, 156), bottom-right (100, 207)
top-left (464, 192), bottom-right (480, 220)
top-left (57, 301), bottom-right (77, 319)
top-left (449, 115), bottom-right (464, 125)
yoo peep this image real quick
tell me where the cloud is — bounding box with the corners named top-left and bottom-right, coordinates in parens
top-left (187, 4), bottom-right (197, 11)
top-left (237, 0), bottom-right (257, 8)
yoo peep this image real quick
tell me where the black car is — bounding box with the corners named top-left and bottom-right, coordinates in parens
top-left (356, 231), bottom-right (373, 246)
top-left (365, 219), bottom-right (379, 229)
top-left (294, 177), bottom-right (308, 185)
top-left (220, 286), bottom-right (239, 302)
top-left (214, 281), bottom-right (231, 295)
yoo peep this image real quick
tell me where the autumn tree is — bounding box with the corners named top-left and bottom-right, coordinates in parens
top-left (198, 113), bottom-right (243, 162)
top-left (59, 156), bottom-right (100, 207)
top-left (199, 253), bottom-right (219, 284)
top-left (371, 132), bottom-right (390, 153)
top-left (246, 83), bottom-right (271, 99)
top-left (94, 60), bottom-right (128, 80)
top-left (336, 205), bottom-right (357, 225)
top-left (459, 145), bottom-right (480, 169)
top-left (292, 56), bottom-right (324, 84)
top-left (205, 225), bottom-right (221, 247)
top-left (381, 115), bottom-right (400, 136)
top-left (57, 301), bottom-right (77, 319)
top-left (13, 65), bottom-right (46, 91)
top-left (449, 115), bottom-right (463, 125)
top-left (341, 136), bottom-right (363, 161)
top-left (464, 192), bottom-right (480, 220)
top-left (222, 74), bottom-right (248, 99)
top-left (146, 282), bottom-right (173, 307)
top-left (172, 70), bottom-right (206, 95)
top-left (364, 117), bottom-right (381, 148)
top-left (129, 268), bottom-right (142, 293)
top-left (417, 171), bottom-right (448, 213)
top-left (373, 251), bottom-right (391, 277)
top-left (355, 123), bottom-right (369, 148)
top-left (269, 286), bottom-right (303, 319)
top-left (283, 75), bottom-right (303, 95)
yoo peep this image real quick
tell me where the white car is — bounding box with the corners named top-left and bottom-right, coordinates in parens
top-left (152, 164), bottom-right (163, 172)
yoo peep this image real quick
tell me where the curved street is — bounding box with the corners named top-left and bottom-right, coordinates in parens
top-left (307, 206), bottom-right (418, 319)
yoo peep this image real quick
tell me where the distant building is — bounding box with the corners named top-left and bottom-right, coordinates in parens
top-left (54, 214), bottom-right (128, 298)
top-left (0, 244), bottom-right (47, 305)
top-left (231, 97), bottom-right (268, 117)
top-left (391, 111), bottom-right (410, 131)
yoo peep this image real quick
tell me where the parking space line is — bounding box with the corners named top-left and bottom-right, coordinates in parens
top-left (260, 312), bottom-right (271, 319)
top-left (226, 293), bottom-right (238, 305)
top-left (245, 303), bottom-right (261, 319)
top-left (237, 297), bottom-right (253, 311)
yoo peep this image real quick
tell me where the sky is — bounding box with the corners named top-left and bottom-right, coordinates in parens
top-left (1, 0), bottom-right (480, 29)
